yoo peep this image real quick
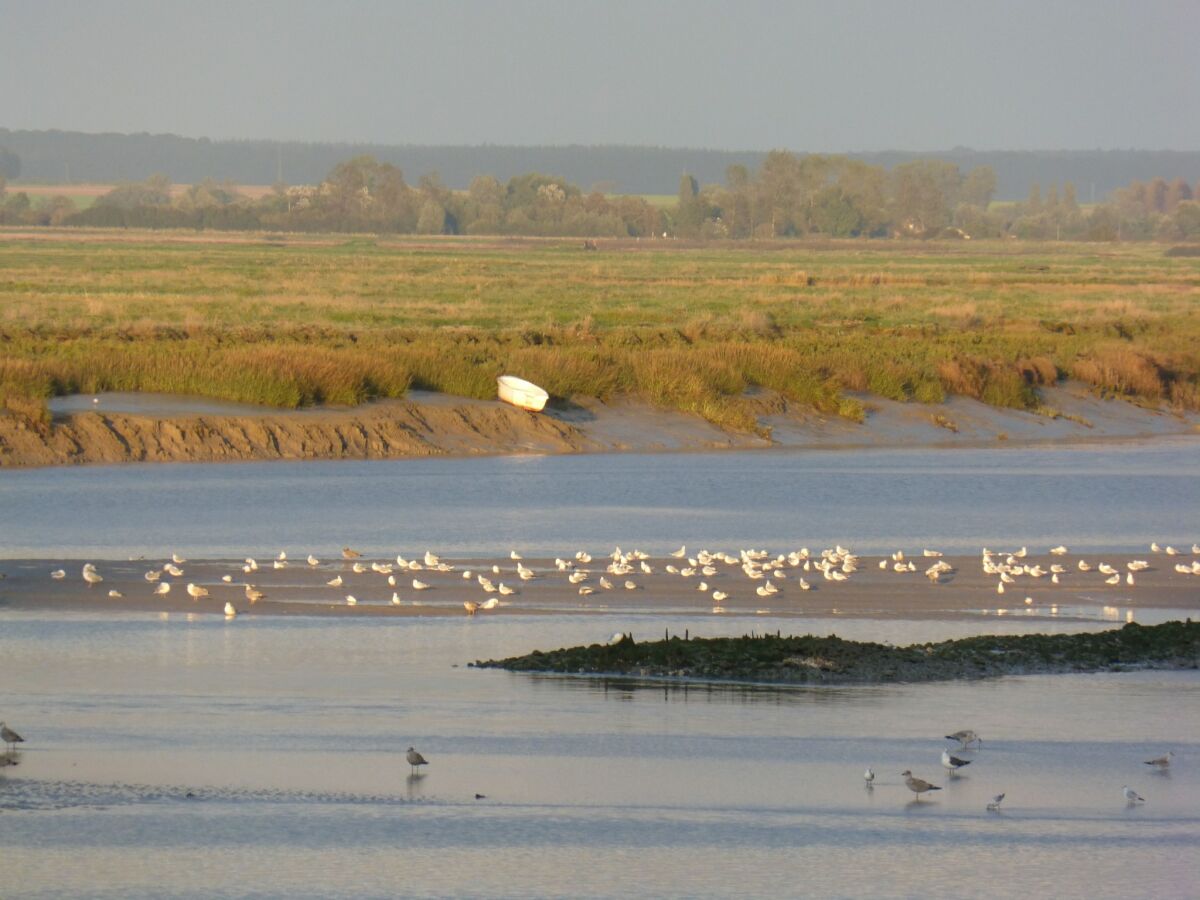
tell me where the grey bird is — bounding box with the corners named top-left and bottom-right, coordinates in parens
top-left (902, 770), bottom-right (942, 800)
top-left (406, 746), bottom-right (429, 775)
top-left (1143, 751), bottom-right (1173, 768)
top-left (1123, 785), bottom-right (1145, 803)
top-left (986, 793), bottom-right (1006, 811)
top-left (945, 729), bottom-right (981, 748)
top-left (1, 722), bottom-right (25, 753)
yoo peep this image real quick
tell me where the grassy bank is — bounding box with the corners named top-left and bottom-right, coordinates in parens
top-left (1, 232), bottom-right (1198, 432)
top-left (472, 620), bottom-right (1200, 685)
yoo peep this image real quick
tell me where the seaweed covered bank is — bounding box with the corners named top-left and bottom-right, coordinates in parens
top-left (472, 620), bottom-right (1200, 685)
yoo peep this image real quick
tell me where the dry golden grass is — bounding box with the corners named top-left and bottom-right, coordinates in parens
top-left (1, 231), bottom-right (1197, 431)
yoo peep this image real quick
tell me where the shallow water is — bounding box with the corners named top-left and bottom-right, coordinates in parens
top-left (1, 437), bottom-right (1198, 559)
top-left (4, 440), bottom-right (1198, 897)
top-left (2, 613), bottom-right (1199, 899)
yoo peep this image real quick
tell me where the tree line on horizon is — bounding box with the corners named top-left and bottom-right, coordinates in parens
top-left (0, 151), bottom-right (1197, 241)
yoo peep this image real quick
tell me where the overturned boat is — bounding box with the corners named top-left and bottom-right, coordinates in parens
top-left (496, 375), bottom-right (549, 412)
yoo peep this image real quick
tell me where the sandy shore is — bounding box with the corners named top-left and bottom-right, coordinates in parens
top-left (1, 382), bottom-right (1196, 468)
top-left (2, 549), bottom-right (1197, 622)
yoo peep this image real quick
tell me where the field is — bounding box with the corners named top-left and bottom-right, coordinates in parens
top-left (1, 229), bottom-right (1198, 432)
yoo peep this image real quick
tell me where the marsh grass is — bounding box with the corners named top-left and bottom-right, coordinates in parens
top-left (1, 232), bottom-right (1198, 431)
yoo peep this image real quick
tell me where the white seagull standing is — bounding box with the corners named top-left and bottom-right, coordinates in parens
top-left (1123, 786), bottom-right (1145, 803)
top-left (941, 749), bottom-right (972, 775)
top-left (987, 793), bottom-right (1006, 811)
top-left (864, 767), bottom-right (875, 786)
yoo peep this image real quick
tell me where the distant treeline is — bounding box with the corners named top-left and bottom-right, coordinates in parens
top-left (3, 127), bottom-right (1200, 200)
top-left (2, 152), bottom-right (1198, 241)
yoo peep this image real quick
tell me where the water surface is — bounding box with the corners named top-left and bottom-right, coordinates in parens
top-left (2, 437), bottom-right (1197, 558)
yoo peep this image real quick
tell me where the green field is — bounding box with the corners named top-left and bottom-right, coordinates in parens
top-left (1, 230), bottom-right (1197, 431)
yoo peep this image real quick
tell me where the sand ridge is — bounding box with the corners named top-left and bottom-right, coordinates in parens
top-left (3, 548), bottom-right (1197, 622)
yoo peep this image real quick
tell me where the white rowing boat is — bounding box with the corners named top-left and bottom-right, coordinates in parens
top-left (496, 375), bottom-right (549, 412)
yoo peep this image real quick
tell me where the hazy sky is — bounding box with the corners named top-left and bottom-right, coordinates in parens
top-left (2, 0), bottom-right (1196, 151)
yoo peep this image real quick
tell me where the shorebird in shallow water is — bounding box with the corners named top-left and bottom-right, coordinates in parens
top-left (406, 747), bottom-right (428, 774)
top-left (1144, 751), bottom-right (1173, 768)
top-left (987, 793), bottom-right (1006, 811)
top-left (941, 749), bottom-right (972, 775)
top-left (1, 722), bottom-right (24, 752)
top-left (864, 768), bottom-right (875, 786)
top-left (1123, 786), bottom-right (1145, 803)
top-left (945, 730), bottom-right (981, 748)
top-left (902, 771), bottom-right (941, 800)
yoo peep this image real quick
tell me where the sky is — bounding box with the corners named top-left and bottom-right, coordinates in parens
top-left (1, 0), bottom-right (1197, 151)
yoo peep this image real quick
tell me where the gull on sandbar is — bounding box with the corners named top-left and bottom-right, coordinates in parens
top-left (1144, 751), bottom-right (1173, 768)
top-left (1123, 786), bottom-right (1145, 803)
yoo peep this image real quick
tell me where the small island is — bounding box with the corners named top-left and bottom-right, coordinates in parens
top-left (473, 620), bottom-right (1200, 685)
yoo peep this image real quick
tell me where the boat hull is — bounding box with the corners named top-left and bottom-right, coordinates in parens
top-left (496, 375), bottom-right (549, 412)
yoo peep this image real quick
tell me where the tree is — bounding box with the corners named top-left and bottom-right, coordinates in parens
top-left (0, 146), bottom-right (19, 180)
top-left (673, 173), bottom-right (706, 236)
top-left (416, 199), bottom-right (446, 234)
top-left (890, 161), bottom-right (961, 235)
top-left (960, 166), bottom-right (997, 208)
top-left (1169, 201), bottom-right (1200, 239)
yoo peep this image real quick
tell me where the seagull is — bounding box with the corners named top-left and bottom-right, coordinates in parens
top-left (345, 595), bottom-right (357, 606)
top-left (464, 601), bottom-right (479, 616)
top-left (154, 582), bottom-right (171, 595)
top-left (670, 546), bottom-right (687, 558)
top-left (942, 749), bottom-right (972, 775)
top-left (82, 565), bottom-right (103, 588)
top-left (224, 602), bottom-right (237, 618)
top-left (406, 747), bottom-right (429, 774)
top-left (144, 570), bottom-right (161, 582)
top-left (864, 768), bottom-right (875, 786)
top-left (901, 770), bottom-right (942, 800)
top-left (221, 575), bottom-right (233, 583)
top-left (342, 547), bottom-right (361, 559)
top-left (107, 589), bottom-right (123, 598)
top-left (1, 721), bottom-right (25, 752)
top-left (51, 569), bottom-right (66, 579)
top-left (307, 555), bottom-right (320, 566)
top-left (327, 575), bottom-right (343, 587)
top-left (945, 730), bottom-right (981, 748)
top-left (412, 579), bottom-right (430, 591)
top-left (186, 583), bottom-right (209, 600)
top-left (1144, 751), bottom-right (1173, 768)
top-left (986, 793), bottom-right (1006, 811)
top-left (164, 563), bottom-right (184, 577)
top-left (245, 586), bottom-right (264, 602)
top-left (391, 592), bottom-right (402, 605)
top-left (172, 553), bottom-right (187, 564)
top-left (1123, 786), bottom-right (1145, 803)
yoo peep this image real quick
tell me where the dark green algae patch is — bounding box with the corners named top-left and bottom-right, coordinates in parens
top-left (472, 620), bottom-right (1200, 685)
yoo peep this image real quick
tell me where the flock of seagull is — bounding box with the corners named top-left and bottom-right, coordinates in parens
top-left (42, 538), bottom-right (1200, 618)
top-left (865, 729), bottom-right (1174, 809)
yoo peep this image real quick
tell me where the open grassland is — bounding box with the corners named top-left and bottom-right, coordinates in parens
top-left (1, 230), bottom-right (1197, 433)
